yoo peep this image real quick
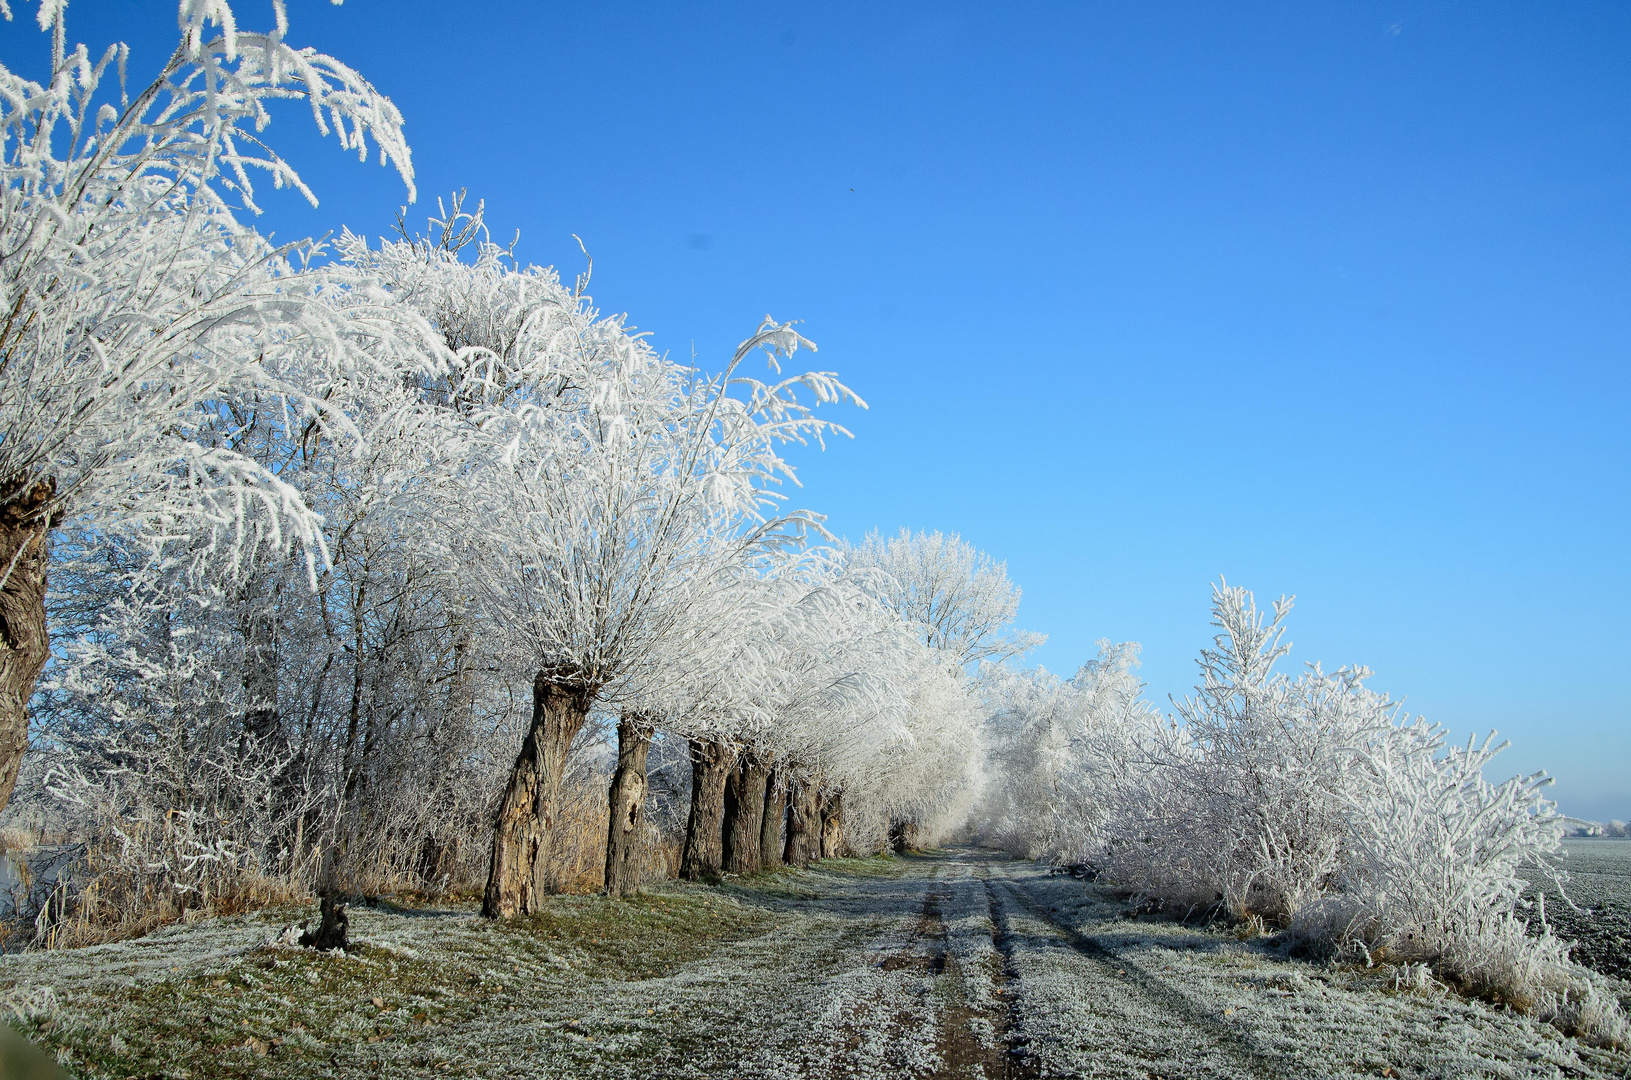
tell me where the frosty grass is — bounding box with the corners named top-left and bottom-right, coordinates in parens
top-left (2, 850), bottom-right (1627, 1079)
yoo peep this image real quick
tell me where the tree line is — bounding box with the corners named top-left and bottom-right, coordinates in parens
top-left (0, 4), bottom-right (1014, 936)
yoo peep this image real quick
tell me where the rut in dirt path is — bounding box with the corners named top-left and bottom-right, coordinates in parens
top-left (907, 866), bottom-right (1040, 1080)
top-left (968, 854), bottom-right (1288, 1080)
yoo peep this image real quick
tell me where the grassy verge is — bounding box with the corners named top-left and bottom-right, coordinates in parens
top-left (0, 874), bottom-right (800, 1079)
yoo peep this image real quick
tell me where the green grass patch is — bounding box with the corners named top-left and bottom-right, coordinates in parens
top-left (804, 853), bottom-right (906, 879)
top-left (724, 864), bottom-right (825, 900)
top-left (503, 888), bottom-right (774, 980)
top-left (0, 885), bottom-right (788, 1078)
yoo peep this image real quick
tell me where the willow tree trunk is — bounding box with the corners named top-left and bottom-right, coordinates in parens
top-left (603, 716), bottom-right (653, 898)
top-left (0, 480), bottom-right (52, 815)
top-left (482, 674), bottom-right (593, 918)
top-left (784, 779), bottom-right (820, 867)
top-left (889, 819), bottom-right (926, 853)
top-left (679, 738), bottom-right (733, 881)
top-left (819, 791), bottom-right (846, 859)
top-left (722, 754), bottom-right (769, 875)
top-left (759, 767), bottom-right (786, 869)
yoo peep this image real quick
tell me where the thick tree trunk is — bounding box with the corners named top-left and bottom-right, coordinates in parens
top-left (679, 738), bottom-right (734, 881)
top-left (759, 767), bottom-right (787, 869)
top-left (889, 819), bottom-right (925, 853)
top-left (819, 791), bottom-right (846, 859)
top-left (482, 674), bottom-right (592, 918)
top-left (603, 716), bottom-right (653, 898)
top-left (0, 481), bottom-right (53, 815)
top-left (722, 753), bottom-right (769, 875)
top-left (298, 894), bottom-right (349, 951)
top-left (784, 779), bottom-right (820, 867)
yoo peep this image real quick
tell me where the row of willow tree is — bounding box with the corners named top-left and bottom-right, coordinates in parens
top-left (0, 3), bottom-right (1035, 930)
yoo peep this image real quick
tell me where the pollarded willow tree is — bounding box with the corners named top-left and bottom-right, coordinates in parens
top-left (0, 0), bottom-right (424, 810)
top-left (653, 564), bottom-right (919, 879)
top-left (592, 561), bottom-right (786, 892)
top-left (432, 291), bottom-right (861, 916)
top-left (704, 561), bottom-right (981, 866)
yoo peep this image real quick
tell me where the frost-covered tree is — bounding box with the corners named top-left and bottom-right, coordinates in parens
top-left (601, 567), bottom-right (785, 889)
top-left (417, 284), bottom-right (858, 915)
top-left (843, 529), bottom-right (1043, 667)
top-left (839, 635), bottom-right (985, 853)
top-left (979, 641), bottom-right (1158, 863)
top-left (721, 570), bottom-right (923, 868)
top-left (1149, 583), bottom-right (1395, 919)
top-left (722, 562), bottom-right (986, 863)
top-left (25, 201), bottom-right (530, 915)
top-left (0, 0), bottom-right (420, 810)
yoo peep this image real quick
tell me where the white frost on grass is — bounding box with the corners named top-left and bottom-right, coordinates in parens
top-left (0, 852), bottom-right (1625, 1079)
top-left (1005, 859), bottom-right (1628, 1079)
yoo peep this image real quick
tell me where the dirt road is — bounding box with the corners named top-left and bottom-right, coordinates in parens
top-left (1, 849), bottom-right (1625, 1079)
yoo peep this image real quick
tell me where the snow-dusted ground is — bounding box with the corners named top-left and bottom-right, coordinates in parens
top-left (1, 850), bottom-right (1626, 1078)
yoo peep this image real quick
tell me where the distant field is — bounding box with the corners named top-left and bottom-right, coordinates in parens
top-left (1524, 839), bottom-right (1631, 981)
top-left (1520, 839), bottom-right (1631, 905)
top-left (1557, 840), bottom-right (1631, 908)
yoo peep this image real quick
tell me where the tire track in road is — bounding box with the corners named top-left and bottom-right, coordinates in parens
top-left (820, 857), bottom-right (1041, 1080)
top-left (809, 864), bottom-right (945, 1080)
top-left (917, 862), bottom-right (1040, 1080)
top-left (975, 857), bottom-right (1286, 1080)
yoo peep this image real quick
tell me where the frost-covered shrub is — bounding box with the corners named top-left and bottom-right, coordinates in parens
top-left (1151, 586), bottom-right (1391, 921)
top-left (1308, 721), bottom-right (1563, 963)
top-left (1284, 719), bottom-right (1630, 1044)
top-left (979, 641), bottom-right (1161, 866)
top-left (37, 775), bottom-right (307, 948)
top-left (1080, 586), bottom-right (1390, 922)
top-left (985, 580), bottom-right (1626, 1046)
top-left (17, 571), bottom-right (309, 943)
top-left (15, 539), bottom-right (510, 937)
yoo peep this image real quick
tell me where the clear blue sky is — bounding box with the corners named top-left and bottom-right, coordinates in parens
top-left (9, 2), bottom-right (1629, 819)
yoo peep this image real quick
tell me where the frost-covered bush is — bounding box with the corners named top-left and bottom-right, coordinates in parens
top-left (19, 534), bottom-right (506, 935)
top-left (1307, 721), bottom-right (1563, 962)
top-left (979, 642), bottom-right (1157, 864)
top-left (1285, 719), bottom-right (1627, 1044)
top-left (985, 580), bottom-right (1625, 1046)
top-left (18, 593), bottom-right (306, 944)
top-left (1121, 584), bottom-right (1392, 922)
